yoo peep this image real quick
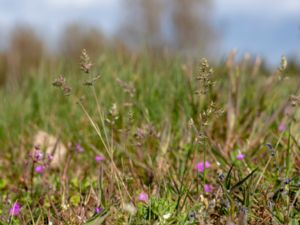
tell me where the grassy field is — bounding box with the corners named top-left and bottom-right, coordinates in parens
top-left (0, 49), bottom-right (299, 224)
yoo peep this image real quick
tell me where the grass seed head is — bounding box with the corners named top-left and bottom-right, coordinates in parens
top-left (195, 58), bottom-right (215, 95)
top-left (80, 49), bottom-right (93, 74)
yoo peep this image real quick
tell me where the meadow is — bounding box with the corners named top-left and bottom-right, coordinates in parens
top-left (0, 48), bottom-right (299, 224)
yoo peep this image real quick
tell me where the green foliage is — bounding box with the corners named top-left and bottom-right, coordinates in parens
top-left (0, 50), bottom-right (299, 224)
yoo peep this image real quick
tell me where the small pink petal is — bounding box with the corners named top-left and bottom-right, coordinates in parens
top-left (35, 165), bottom-right (44, 173)
top-left (76, 144), bottom-right (84, 153)
top-left (95, 155), bottom-right (105, 162)
top-left (48, 154), bottom-right (54, 162)
top-left (138, 192), bottom-right (148, 202)
top-left (33, 150), bottom-right (43, 161)
top-left (278, 123), bottom-right (286, 132)
top-left (195, 162), bottom-right (204, 172)
top-left (236, 153), bottom-right (245, 160)
top-left (204, 184), bottom-right (213, 193)
top-left (205, 161), bottom-right (211, 168)
top-left (95, 207), bottom-right (103, 214)
top-left (195, 161), bottom-right (211, 173)
top-left (9, 202), bottom-right (21, 216)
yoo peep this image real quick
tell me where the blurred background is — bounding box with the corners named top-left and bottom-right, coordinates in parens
top-left (0, 0), bottom-right (299, 86)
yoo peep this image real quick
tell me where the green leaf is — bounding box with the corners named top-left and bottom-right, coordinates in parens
top-left (225, 164), bottom-right (234, 190)
top-left (231, 168), bottom-right (258, 191)
top-left (84, 212), bottom-right (109, 225)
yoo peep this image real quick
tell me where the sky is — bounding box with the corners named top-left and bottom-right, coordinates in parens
top-left (214, 0), bottom-right (300, 64)
top-left (0, 0), bottom-right (299, 65)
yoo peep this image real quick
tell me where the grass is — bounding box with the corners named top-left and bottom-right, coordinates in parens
top-left (0, 49), bottom-right (299, 224)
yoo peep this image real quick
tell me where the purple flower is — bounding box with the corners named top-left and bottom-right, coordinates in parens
top-left (204, 184), bottom-right (213, 193)
top-left (278, 122), bottom-right (286, 132)
top-left (138, 192), bottom-right (149, 202)
top-left (75, 144), bottom-right (84, 153)
top-left (236, 153), bottom-right (245, 160)
top-left (195, 161), bottom-right (211, 173)
top-left (95, 155), bottom-right (105, 162)
top-left (33, 150), bottom-right (43, 161)
top-left (35, 165), bottom-right (44, 173)
top-left (9, 202), bottom-right (21, 216)
top-left (48, 154), bottom-right (54, 162)
top-left (95, 207), bottom-right (103, 214)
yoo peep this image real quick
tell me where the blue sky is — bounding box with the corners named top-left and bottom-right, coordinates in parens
top-left (0, 0), bottom-right (299, 65)
top-left (214, 0), bottom-right (300, 64)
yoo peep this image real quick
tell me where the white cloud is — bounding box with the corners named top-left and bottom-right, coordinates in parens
top-left (47, 0), bottom-right (119, 8)
top-left (214, 0), bottom-right (300, 17)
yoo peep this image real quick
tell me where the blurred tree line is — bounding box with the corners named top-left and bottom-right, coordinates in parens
top-left (0, 25), bottom-right (107, 86)
top-left (0, 0), bottom-right (218, 86)
top-left (0, 0), bottom-right (298, 87)
top-left (119, 0), bottom-right (217, 56)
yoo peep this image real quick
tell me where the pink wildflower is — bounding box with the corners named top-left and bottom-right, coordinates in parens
top-left (48, 154), bottom-right (54, 162)
top-left (33, 150), bottom-right (43, 161)
top-left (35, 165), bottom-right (44, 173)
top-left (75, 144), bottom-right (84, 153)
top-left (9, 202), bottom-right (21, 216)
top-left (204, 184), bottom-right (213, 193)
top-left (236, 153), bottom-right (245, 160)
top-left (195, 161), bottom-right (211, 173)
top-left (95, 207), bottom-right (103, 214)
top-left (95, 155), bottom-right (105, 162)
top-left (138, 192), bottom-right (149, 202)
top-left (278, 122), bottom-right (286, 132)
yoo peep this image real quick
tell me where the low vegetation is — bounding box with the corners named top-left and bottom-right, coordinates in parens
top-left (0, 49), bottom-right (299, 224)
